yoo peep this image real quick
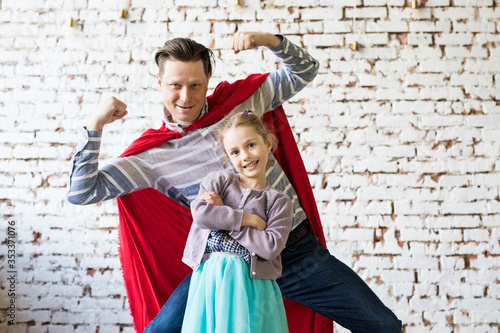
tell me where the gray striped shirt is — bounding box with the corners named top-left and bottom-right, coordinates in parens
top-left (67, 35), bottom-right (319, 230)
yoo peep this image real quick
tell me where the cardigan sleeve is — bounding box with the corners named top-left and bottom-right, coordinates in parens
top-left (190, 172), bottom-right (243, 232)
top-left (229, 193), bottom-right (293, 261)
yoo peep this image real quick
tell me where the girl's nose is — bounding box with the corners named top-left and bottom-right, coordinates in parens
top-left (241, 149), bottom-right (250, 160)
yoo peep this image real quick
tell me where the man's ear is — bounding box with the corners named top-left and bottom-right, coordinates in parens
top-left (156, 73), bottom-right (162, 88)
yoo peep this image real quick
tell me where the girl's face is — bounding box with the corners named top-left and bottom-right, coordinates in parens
top-left (222, 125), bottom-right (271, 189)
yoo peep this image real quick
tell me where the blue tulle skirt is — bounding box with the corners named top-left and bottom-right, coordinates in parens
top-left (181, 254), bottom-right (288, 333)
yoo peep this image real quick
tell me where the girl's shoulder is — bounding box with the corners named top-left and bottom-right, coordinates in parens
top-left (205, 169), bottom-right (236, 182)
top-left (266, 186), bottom-right (292, 205)
top-left (202, 169), bottom-right (238, 190)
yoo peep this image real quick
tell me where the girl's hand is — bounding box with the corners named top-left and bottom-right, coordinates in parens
top-left (242, 213), bottom-right (267, 231)
top-left (200, 191), bottom-right (223, 206)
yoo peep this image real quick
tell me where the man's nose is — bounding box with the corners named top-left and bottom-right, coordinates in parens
top-left (179, 87), bottom-right (191, 102)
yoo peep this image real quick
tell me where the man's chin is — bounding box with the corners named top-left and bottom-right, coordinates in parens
top-left (172, 115), bottom-right (198, 125)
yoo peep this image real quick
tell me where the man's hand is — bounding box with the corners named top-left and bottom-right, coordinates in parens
top-left (200, 191), bottom-right (223, 206)
top-left (232, 32), bottom-right (281, 54)
top-left (87, 96), bottom-right (128, 130)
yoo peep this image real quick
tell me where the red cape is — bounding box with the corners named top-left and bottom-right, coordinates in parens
top-left (116, 73), bottom-right (333, 332)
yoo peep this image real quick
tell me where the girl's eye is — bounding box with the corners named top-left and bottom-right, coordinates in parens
top-left (248, 142), bottom-right (255, 148)
top-left (230, 150), bottom-right (239, 156)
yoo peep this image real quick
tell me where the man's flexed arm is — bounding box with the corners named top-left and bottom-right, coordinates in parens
top-left (233, 32), bottom-right (320, 114)
top-left (232, 32), bottom-right (281, 54)
top-left (67, 97), bottom-right (152, 205)
top-left (87, 96), bottom-right (128, 131)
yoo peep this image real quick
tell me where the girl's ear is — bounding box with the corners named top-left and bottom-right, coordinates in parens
top-left (266, 135), bottom-right (272, 152)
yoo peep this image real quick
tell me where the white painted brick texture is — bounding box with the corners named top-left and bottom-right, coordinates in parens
top-left (1, 1), bottom-right (499, 333)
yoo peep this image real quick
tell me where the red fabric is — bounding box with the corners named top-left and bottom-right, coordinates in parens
top-left (116, 73), bottom-right (333, 332)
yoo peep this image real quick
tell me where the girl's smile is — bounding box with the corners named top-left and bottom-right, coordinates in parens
top-left (244, 160), bottom-right (259, 169)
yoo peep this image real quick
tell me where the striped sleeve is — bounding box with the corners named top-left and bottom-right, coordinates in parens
top-left (66, 127), bottom-right (153, 205)
top-left (268, 35), bottom-right (320, 110)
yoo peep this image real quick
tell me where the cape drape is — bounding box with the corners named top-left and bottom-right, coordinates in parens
top-left (116, 73), bottom-right (333, 332)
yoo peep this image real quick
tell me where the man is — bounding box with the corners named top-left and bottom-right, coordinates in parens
top-left (68, 32), bottom-right (402, 332)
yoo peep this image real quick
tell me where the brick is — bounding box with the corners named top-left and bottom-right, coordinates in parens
top-left (419, 59), bottom-right (463, 73)
top-left (400, 228), bottom-right (439, 243)
top-left (435, 33), bottom-right (474, 45)
top-left (303, 34), bottom-right (343, 47)
top-left (74, 326), bottom-right (100, 333)
top-left (478, 7), bottom-right (500, 19)
top-left (131, 0), bottom-right (174, 7)
top-left (410, 21), bottom-right (451, 32)
top-left (374, 59), bottom-right (418, 73)
top-left (425, 0), bottom-right (452, 5)
top-left (414, 283), bottom-right (438, 297)
top-left (454, 21), bottom-right (496, 33)
top-left (404, 73), bottom-right (447, 86)
top-left (301, 7), bottom-right (343, 21)
top-left (257, 8), bottom-right (299, 21)
top-left (364, 0), bottom-right (405, 5)
top-left (323, 20), bottom-right (352, 33)
top-left (376, 114), bottom-right (418, 128)
top-left (380, 270), bottom-right (415, 282)
top-left (389, 7), bottom-right (432, 20)
top-left (392, 282), bottom-right (414, 297)
top-left (366, 20), bottom-right (408, 33)
top-left (352, 158), bottom-right (399, 173)
top-left (226, 7), bottom-right (257, 20)
top-left (467, 114), bottom-right (500, 127)
top-left (346, 7), bottom-right (388, 19)
top-left (463, 229), bottom-right (490, 242)
top-left (176, 0), bottom-right (216, 5)
top-left (439, 230), bottom-right (463, 242)
top-left (14, 173), bottom-right (43, 188)
top-left (434, 8), bottom-right (475, 19)
top-left (450, 74), bottom-right (493, 86)
top-left (29, 325), bottom-right (49, 333)
top-left (347, 32), bottom-right (389, 46)
top-left (441, 202), bottom-right (488, 214)
top-left (454, 0), bottom-right (493, 5)
top-left (337, 228), bottom-right (374, 241)
top-left (396, 256), bottom-right (439, 269)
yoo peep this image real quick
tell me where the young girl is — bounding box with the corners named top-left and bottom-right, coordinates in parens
top-left (181, 110), bottom-right (293, 333)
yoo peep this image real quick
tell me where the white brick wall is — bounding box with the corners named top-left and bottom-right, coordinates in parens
top-left (0, 1), bottom-right (499, 332)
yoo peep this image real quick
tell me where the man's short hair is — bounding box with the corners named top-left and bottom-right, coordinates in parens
top-left (155, 38), bottom-right (215, 78)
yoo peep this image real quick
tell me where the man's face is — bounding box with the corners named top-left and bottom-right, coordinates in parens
top-left (156, 59), bottom-right (210, 125)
